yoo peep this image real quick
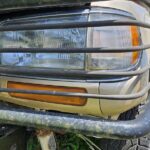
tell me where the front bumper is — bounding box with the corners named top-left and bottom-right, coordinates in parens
top-left (0, 95), bottom-right (150, 139)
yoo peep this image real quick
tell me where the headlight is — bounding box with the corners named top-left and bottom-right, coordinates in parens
top-left (87, 8), bottom-right (141, 70)
top-left (1, 10), bottom-right (88, 70)
top-left (0, 8), bottom-right (141, 71)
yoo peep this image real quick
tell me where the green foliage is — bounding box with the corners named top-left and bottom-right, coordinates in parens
top-left (27, 135), bottom-right (41, 150)
top-left (57, 134), bottom-right (90, 150)
top-left (27, 133), bottom-right (101, 150)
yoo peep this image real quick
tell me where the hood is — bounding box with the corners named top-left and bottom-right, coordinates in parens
top-left (0, 0), bottom-right (98, 13)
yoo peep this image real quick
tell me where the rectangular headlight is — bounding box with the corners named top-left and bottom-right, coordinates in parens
top-left (1, 10), bottom-right (88, 70)
top-left (0, 8), bottom-right (141, 71)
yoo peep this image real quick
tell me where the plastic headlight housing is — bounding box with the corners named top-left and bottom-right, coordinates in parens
top-left (87, 8), bottom-right (141, 70)
top-left (0, 10), bottom-right (88, 70)
top-left (0, 8), bottom-right (141, 71)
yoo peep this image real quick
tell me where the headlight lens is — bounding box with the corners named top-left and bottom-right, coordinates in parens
top-left (87, 10), bottom-right (141, 70)
top-left (1, 11), bottom-right (88, 70)
top-left (0, 8), bottom-right (141, 71)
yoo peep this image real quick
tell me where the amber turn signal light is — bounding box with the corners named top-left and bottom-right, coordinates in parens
top-left (7, 81), bottom-right (87, 106)
top-left (131, 26), bottom-right (140, 64)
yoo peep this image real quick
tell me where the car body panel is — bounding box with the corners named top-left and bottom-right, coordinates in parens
top-left (0, 76), bottom-right (102, 116)
top-left (91, 0), bottom-right (150, 116)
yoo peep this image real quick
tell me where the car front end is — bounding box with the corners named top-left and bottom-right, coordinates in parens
top-left (0, 0), bottom-right (149, 140)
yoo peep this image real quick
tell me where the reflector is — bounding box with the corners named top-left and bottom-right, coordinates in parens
top-left (8, 82), bottom-right (87, 106)
top-left (131, 26), bottom-right (140, 64)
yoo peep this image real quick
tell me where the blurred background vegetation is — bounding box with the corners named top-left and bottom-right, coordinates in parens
top-left (27, 133), bottom-right (101, 150)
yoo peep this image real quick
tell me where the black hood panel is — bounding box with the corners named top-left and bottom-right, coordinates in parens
top-left (0, 0), bottom-right (99, 12)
